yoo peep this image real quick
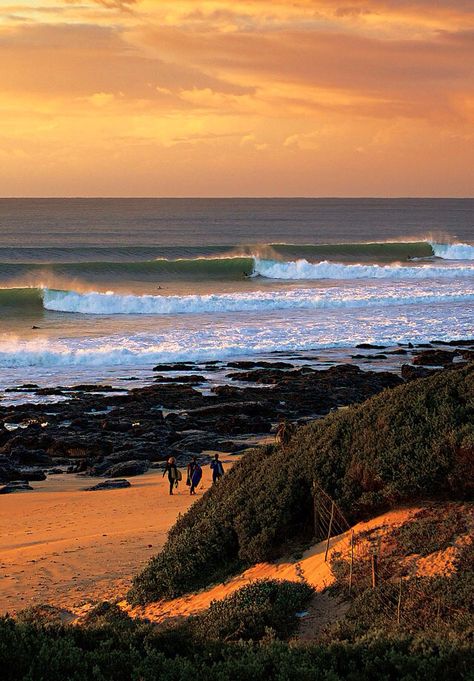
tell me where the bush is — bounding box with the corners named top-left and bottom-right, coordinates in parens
top-left (130, 365), bottom-right (474, 604)
top-left (391, 506), bottom-right (468, 556)
top-left (190, 579), bottom-right (314, 642)
top-left (1, 615), bottom-right (473, 681)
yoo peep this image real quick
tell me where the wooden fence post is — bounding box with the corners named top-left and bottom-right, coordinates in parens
top-left (324, 501), bottom-right (335, 562)
top-left (371, 553), bottom-right (378, 589)
top-left (397, 578), bottom-right (402, 624)
top-left (348, 530), bottom-right (354, 593)
top-left (313, 483), bottom-right (320, 541)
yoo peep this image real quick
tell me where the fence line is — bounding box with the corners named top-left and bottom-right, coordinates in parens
top-left (310, 480), bottom-right (470, 628)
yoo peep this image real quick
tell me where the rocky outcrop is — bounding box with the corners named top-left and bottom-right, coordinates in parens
top-left (0, 480), bottom-right (34, 494)
top-left (104, 460), bottom-right (149, 478)
top-left (412, 349), bottom-right (457, 366)
top-left (0, 357), bottom-right (406, 482)
top-left (401, 364), bottom-right (437, 381)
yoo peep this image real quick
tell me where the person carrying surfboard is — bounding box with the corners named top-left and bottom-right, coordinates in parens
top-left (210, 453), bottom-right (224, 483)
top-left (163, 456), bottom-right (180, 495)
top-left (186, 456), bottom-right (202, 495)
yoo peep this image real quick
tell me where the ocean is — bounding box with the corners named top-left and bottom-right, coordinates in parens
top-left (0, 198), bottom-right (473, 397)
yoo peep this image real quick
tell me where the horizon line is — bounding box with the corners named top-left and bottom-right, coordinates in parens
top-left (0, 196), bottom-right (473, 201)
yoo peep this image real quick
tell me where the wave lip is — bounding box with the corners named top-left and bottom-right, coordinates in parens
top-left (41, 286), bottom-right (474, 316)
top-left (253, 258), bottom-right (474, 280)
top-left (430, 242), bottom-right (474, 260)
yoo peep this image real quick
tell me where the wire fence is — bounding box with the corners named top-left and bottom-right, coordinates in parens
top-left (311, 480), bottom-right (470, 629)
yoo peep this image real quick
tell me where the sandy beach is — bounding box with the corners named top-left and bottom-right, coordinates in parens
top-left (0, 467), bottom-right (217, 615)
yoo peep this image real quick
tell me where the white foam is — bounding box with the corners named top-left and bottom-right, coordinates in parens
top-left (41, 285), bottom-right (474, 316)
top-left (253, 258), bottom-right (474, 280)
top-left (430, 242), bottom-right (474, 260)
top-left (1, 295), bottom-right (472, 370)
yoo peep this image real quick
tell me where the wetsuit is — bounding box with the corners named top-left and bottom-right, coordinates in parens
top-left (163, 462), bottom-right (178, 495)
top-left (210, 459), bottom-right (224, 483)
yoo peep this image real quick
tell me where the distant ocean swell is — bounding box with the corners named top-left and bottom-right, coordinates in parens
top-left (0, 245), bottom-right (473, 289)
top-left (1, 240), bottom-right (473, 263)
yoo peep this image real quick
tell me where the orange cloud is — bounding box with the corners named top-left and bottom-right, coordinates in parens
top-left (0, 0), bottom-right (472, 196)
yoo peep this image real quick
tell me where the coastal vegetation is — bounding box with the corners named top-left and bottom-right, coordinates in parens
top-left (129, 364), bottom-right (473, 604)
top-left (1, 364), bottom-right (472, 680)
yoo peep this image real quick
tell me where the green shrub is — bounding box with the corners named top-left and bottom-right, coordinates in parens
top-left (190, 579), bottom-right (314, 642)
top-left (130, 365), bottom-right (474, 604)
top-left (1, 615), bottom-right (473, 681)
top-left (391, 506), bottom-right (468, 556)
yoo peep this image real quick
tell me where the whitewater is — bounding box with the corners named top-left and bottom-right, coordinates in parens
top-left (0, 198), bottom-right (473, 386)
top-left (40, 281), bottom-right (474, 315)
top-left (252, 258), bottom-right (474, 280)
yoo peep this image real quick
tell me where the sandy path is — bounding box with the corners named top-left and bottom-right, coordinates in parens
top-left (123, 507), bottom-right (419, 624)
top-left (0, 467), bottom-right (217, 615)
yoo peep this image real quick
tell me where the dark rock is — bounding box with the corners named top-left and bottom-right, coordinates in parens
top-left (459, 350), bottom-right (474, 362)
top-left (85, 479), bottom-right (131, 491)
top-left (0, 462), bottom-right (21, 483)
top-left (401, 365), bottom-right (438, 381)
top-left (105, 460), bottom-right (149, 478)
top-left (214, 415), bottom-right (272, 435)
top-left (355, 343), bottom-right (387, 349)
top-left (47, 438), bottom-right (113, 459)
top-left (4, 445), bottom-right (52, 467)
top-left (47, 468), bottom-right (64, 475)
top-left (154, 375), bottom-right (206, 384)
top-left (17, 468), bottom-right (47, 481)
top-left (171, 431), bottom-right (220, 454)
top-left (387, 349), bottom-right (408, 355)
top-left (227, 361), bottom-right (293, 370)
top-left (130, 383), bottom-right (207, 409)
top-left (412, 350), bottom-right (457, 366)
top-left (70, 418), bottom-right (92, 429)
top-left (431, 339), bottom-right (474, 346)
top-left (101, 419), bottom-right (133, 433)
top-left (217, 440), bottom-right (251, 453)
top-left (227, 368), bottom-right (296, 383)
top-left (0, 480), bottom-right (34, 494)
top-left (152, 363), bottom-right (196, 372)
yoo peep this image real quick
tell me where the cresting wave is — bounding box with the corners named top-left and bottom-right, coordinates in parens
top-left (252, 258), bottom-right (474, 280)
top-left (40, 285), bottom-right (474, 315)
top-left (430, 242), bottom-right (474, 260)
top-left (0, 240), bottom-right (472, 285)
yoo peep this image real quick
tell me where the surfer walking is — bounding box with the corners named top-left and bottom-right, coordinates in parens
top-left (186, 456), bottom-right (202, 495)
top-left (163, 456), bottom-right (180, 495)
top-left (210, 453), bottom-right (224, 483)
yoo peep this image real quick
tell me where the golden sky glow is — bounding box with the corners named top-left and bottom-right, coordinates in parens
top-left (0, 0), bottom-right (473, 196)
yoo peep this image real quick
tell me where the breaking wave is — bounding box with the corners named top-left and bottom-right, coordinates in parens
top-left (253, 259), bottom-right (474, 280)
top-left (430, 242), bottom-right (474, 260)
top-left (40, 285), bottom-right (474, 315)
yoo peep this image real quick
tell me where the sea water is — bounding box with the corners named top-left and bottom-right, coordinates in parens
top-left (0, 198), bottom-right (473, 392)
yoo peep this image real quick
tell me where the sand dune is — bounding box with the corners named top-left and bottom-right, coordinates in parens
top-left (122, 507), bottom-right (421, 624)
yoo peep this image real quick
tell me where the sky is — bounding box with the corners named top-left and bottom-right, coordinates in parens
top-left (0, 0), bottom-right (473, 197)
